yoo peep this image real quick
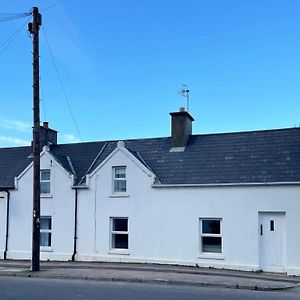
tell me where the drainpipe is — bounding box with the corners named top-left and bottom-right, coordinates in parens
top-left (71, 188), bottom-right (78, 262)
top-left (4, 190), bottom-right (10, 260)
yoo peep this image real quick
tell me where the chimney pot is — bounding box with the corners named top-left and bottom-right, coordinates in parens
top-left (179, 107), bottom-right (185, 112)
top-left (43, 121), bottom-right (49, 129)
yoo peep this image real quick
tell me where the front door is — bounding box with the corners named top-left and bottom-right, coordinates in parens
top-left (258, 212), bottom-right (286, 272)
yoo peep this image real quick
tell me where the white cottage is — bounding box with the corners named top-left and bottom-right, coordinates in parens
top-left (0, 109), bottom-right (300, 275)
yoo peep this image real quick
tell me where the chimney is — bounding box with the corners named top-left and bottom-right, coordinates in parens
top-left (169, 107), bottom-right (194, 152)
top-left (39, 121), bottom-right (58, 149)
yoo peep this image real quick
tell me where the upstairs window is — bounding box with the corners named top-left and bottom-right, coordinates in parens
top-left (40, 216), bottom-right (52, 248)
top-left (113, 166), bottom-right (126, 193)
top-left (200, 219), bottom-right (222, 254)
top-left (41, 169), bottom-right (50, 194)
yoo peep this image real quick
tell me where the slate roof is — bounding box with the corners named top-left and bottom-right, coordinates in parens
top-left (0, 127), bottom-right (300, 189)
top-left (0, 146), bottom-right (32, 189)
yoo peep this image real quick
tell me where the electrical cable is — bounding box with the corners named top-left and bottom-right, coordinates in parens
top-left (41, 0), bottom-right (69, 12)
top-left (40, 77), bottom-right (48, 122)
top-left (0, 12), bottom-right (31, 23)
top-left (0, 19), bottom-right (29, 57)
top-left (42, 26), bottom-right (83, 142)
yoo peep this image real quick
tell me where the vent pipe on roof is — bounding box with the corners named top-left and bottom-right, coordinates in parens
top-left (170, 107), bottom-right (194, 152)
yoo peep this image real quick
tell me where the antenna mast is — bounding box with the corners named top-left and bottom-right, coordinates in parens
top-left (178, 84), bottom-right (190, 111)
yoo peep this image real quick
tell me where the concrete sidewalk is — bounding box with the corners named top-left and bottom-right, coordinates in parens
top-left (0, 260), bottom-right (299, 291)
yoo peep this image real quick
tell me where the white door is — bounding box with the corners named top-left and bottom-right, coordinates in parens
top-left (258, 212), bottom-right (286, 272)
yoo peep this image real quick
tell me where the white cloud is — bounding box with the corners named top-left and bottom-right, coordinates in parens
top-left (0, 135), bottom-right (30, 146)
top-left (0, 118), bottom-right (31, 133)
top-left (62, 134), bottom-right (80, 143)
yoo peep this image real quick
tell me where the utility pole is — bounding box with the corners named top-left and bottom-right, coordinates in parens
top-left (28, 7), bottom-right (42, 272)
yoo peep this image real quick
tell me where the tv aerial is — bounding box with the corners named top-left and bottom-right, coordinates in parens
top-left (177, 84), bottom-right (190, 111)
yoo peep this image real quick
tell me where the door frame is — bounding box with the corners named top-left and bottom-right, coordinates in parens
top-left (258, 211), bottom-right (286, 273)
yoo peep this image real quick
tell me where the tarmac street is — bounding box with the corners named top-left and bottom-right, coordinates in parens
top-left (0, 277), bottom-right (300, 300)
top-left (0, 260), bottom-right (299, 293)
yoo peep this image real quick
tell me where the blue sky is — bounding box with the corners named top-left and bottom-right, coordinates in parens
top-left (0, 0), bottom-right (300, 147)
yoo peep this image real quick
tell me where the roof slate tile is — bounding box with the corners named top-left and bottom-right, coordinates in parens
top-left (0, 127), bottom-right (300, 188)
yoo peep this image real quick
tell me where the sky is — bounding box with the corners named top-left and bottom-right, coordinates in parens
top-left (0, 0), bottom-right (300, 147)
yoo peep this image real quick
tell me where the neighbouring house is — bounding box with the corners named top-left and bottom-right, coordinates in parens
top-left (0, 108), bottom-right (300, 275)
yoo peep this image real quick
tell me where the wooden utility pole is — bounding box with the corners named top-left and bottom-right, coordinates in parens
top-left (28, 7), bottom-right (42, 272)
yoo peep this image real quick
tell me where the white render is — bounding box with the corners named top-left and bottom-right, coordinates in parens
top-left (5, 150), bottom-right (75, 261)
top-left (1, 144), bottom-right (300, 275)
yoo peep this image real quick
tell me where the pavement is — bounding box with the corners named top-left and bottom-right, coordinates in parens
top-left (0, 260), bottom-right (299, 292)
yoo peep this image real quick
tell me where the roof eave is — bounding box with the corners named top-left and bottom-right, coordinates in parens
top-left (152, 181), bottom-right (300, 188)
top-left (0, 186), bottom-right (15, 191)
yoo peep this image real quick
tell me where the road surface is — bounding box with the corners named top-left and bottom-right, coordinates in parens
top-left (0, 276), bottom-right (299, 299)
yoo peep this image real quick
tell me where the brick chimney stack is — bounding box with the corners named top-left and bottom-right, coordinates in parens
top-left (39, 122), bottom-right (57, 149)
top-left (169, 107), bottom-right (194, 152)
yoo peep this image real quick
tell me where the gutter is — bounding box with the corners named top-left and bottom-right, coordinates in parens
top-left (71, 188), bottom-right (78, 262)
top-left (152, 181), bottom-right (300, 188)
top-left (4, 190), bottom-right (10, 260)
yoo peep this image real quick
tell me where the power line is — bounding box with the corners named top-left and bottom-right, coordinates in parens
top-left (0, 11), bottom-right (31, 23)
top-left (0, 19), bottom-right (29, 57)
top-left (41, 0), bottom-right (69, 12)
top-left (40, 77), bottom-right (48, 121)
top-left (42, 26), bottom-right (83, 142)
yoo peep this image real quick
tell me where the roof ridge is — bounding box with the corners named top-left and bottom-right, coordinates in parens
top-left (55, 136), bottom-right (170, 147)
top-left (0, 145), bottom-right (31, 151)
top-left (191, 127), bottom-right (300, 138)
top-left (51, 127), bottom-right (300, 147)
top-left (1, 127), bottom-right (299, 150)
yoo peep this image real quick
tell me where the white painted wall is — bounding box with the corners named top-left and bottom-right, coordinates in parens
top-left (7, 151), bottom-right (75, 261)
top-left (76, 147), bottom-right (300, 275)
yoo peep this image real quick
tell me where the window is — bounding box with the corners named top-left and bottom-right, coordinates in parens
top-left (111, 218), bottom-right (128, 250)
top-left (270, 220), bottom-right (275, 231)
top-left (200, 219), bottom-right (222, 254)
top-left (41, 169), bottom-right (50, 194)
top-left (113, 166), bottom-right (126, 193)
top-left (40, 216), bottom-right (52, 247)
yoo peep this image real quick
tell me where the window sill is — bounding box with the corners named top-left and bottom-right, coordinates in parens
top-left (108, 249), bottom-right (130, 255)
top-left (198, 253), bottom-right (224, 260)
top-left (41, 194), bottom-right (53, 198)
top-left (109, 194), bottom-right (129, 198)
top-left (40, 246), bottom-right (53, 252)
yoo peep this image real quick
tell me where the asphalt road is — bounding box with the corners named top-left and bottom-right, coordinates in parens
top-left (0, 277), bottom-right (300, 300)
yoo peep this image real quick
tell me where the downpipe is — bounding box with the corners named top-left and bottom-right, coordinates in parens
top-left (4, 190), bottom-right (10, 260)
top-left (71, 188), bottom-right (78, 262)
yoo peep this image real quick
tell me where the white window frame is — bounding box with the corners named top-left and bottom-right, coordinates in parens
top-left (109, 217), bottom-right (129, 254)
top-left (112, 166), bottom-right (127, 194)
top-left (199, 218), bottom-right (223, 259)
top-left (40, 216), bottom-right (52, 251)
top-left (40, 169), bottom-right (51, 195)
